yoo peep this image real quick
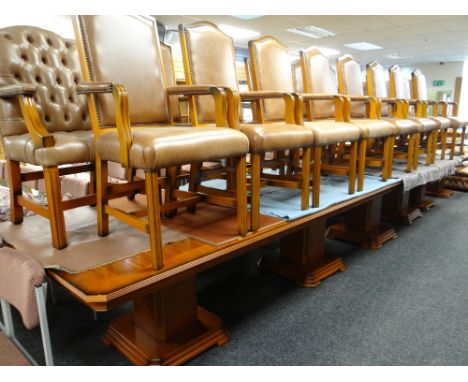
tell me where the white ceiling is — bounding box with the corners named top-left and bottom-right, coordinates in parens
top-left (157, 15), bottom-right (468, 66)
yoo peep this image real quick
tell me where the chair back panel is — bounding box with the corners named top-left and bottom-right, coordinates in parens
top-left (0, 26), bottom-right (90, 137)
top-left (291, 60), bottom-right (304, 93)
top-left (249, 36), bottom-right (294, 121)
top-left (336, 55), bottom-right (366, 118)
top-left (0, 247), bottom-right (45, 330)
top-left (180, 22), bottom-right (238, 124)
top-left (160, 42), bottom-right (179, 122)
top-left (300, 47), bottom-right (338, 119)
top-left (389, 65), bottom-right (407, 99)
top-left (75, 16), bottom-right (169, 127)
top-left (412, 69), bottom-right (428, 100)
top-left (367, 61), bottom-right (390, 116)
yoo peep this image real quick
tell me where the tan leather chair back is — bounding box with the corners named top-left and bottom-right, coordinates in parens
top-left (389, 65), bottom-right (407, 99)
top-left (300, 47), bottom-right (338, 119)
top-left (412, 69), bottom-right (428, 100)
top-left (367, 61), bottom-right (390, 117)
top-left (0, 26), bottom-right (90, 137)
top-left (75, 16), bottom-right (169, 128)
top-left (248, 36), bottom-right (294, 122)
top-left (160, 42), bottom-right (179, 122)
top-left (336, 55), bottom-right (366, 118)
top-left (291, 60), bottom-right (304, 93)
top-left (179, 21), bottom-right (238, 124)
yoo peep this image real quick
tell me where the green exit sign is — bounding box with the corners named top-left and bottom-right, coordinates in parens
top-left (432, 80), bottom-right (446, 87)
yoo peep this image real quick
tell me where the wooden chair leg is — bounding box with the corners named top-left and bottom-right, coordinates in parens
top-left (6, 160), bottom-right (23, 224)
top-left (460, 126), bottom-right (466, 154)
top-left (382, 137), bottom-right (390, 181)
top-left (250, 153), bottom-right (261, 232)
top-left (450, 128), bottom-right (457, 160)
top-left (144, 171), bottom-right (164, 270)
top-left (441, 129), bottom-right (447, 160)
top-left (312, 147), bottom-right (321, 208)
top-left (187, 162), bottom-right (202, 213)
top-left (88, 163), bottom-right (96, 196)
top-left (425, 131), bottom-right (434, 165)
top-left (357, 139), bottom-right (367, 192)
top-left (235, 156), bottom-right (248, 235)
top-left (301, 147), bottom-right (311, 210)
top-left (96, 158), bottom-right (109, 237)
top-left (43, 166), bottom-right (67, 249)
top-left (386, 136), bottom-right (395, 179)
top-left (413, 133), bottom-right (421, 170)
top-left (348, 141), bottom-right (357, 194)
top-left (406, 134), bottom-right (415, 173)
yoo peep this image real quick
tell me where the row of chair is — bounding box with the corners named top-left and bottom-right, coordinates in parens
top-left (0, 16), bottom-right (466, 271)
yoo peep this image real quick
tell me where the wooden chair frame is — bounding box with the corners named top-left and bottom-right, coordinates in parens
top-left (179, 23), bottom-right (311, 231)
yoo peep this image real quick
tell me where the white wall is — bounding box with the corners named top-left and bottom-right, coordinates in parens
top-left (412, 62), bottom-right (464, 100)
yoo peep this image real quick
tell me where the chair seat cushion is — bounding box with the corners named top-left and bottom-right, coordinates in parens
top-left (239, 123), bottom-right (314, 153)
top-left (3, 131), bottom-right (94, 167)
top-left (408, 117), bottom-right (439, 132)
top-left (448, 116), bottom-right (468, 129)
top-left (384, 118), bottom-right (422, 135)
top-left (97, 126), bottom-right (249, 170)
top-left (350, 119), bottom-right (395, 138)
top-left (429, 116), bottom-right (452, 130)
top-left (304, 121), bottom-right (361, 146)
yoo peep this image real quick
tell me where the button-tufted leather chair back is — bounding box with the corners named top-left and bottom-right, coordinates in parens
top-left (75, 16), bottom-right (169, 128)
top-left (336, 55), bottom-right (366, 118)
top-left (367, 61), bottom-right (390, 117)
top-left (179, 22), bottom-right (239, 125)
top-left (412, 69), bottom-right (428, 100)
top-left (0, 26), bottom-right (90, 138)
top-left (248, 36), bottom-right (294, 122)
top-left (300, 47), bottom-right (338, 120)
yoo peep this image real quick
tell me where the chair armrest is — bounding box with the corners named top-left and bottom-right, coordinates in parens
top-left (0, 83), bottom-right (37, 98)
top-left (239, 91), bottom-right (295, 124)
top-left (166, 85), bottom-right (228, 127)
top-left (76, 81), bottom-right (113, 94)
top-left (344, 95), bottom-right (380, 119)
top-left (295, 93), bottom-right (349, 123)
top-left (0, 84), bottom-right (54, 148)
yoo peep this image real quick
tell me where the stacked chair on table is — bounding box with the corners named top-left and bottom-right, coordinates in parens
top-left (366, 61), bottom-right (424, 172)
top-left (73, 15), bottom-right (250, 269)
top-left (412, 69), bottom-right (466, 160)
top-left (388, 65), bottom-right (440, 165)
top-left (247, 38), bottom-right (361, 207)
top-left (0, 26), bottom-right (96, 249)
top-left (178, 22), bottom-right (314, 230)
top-left (334, 55), bottom-right (400, 183)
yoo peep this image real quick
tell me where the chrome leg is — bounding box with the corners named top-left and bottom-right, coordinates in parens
top-left (35, 284), bottom-right (54, 366)
top-left (0, 299), bottom-right (14, 338)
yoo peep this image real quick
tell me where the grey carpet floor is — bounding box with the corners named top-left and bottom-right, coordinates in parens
top-left (2, 191), bottom-right (467, 366)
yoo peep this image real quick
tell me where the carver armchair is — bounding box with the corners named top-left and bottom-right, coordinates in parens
top-left (179, 22), bottom-right (314, 230)
top-left (74, 16), bottom-right (249, 269)
top-left (0, 26), bottom-right (96, 249)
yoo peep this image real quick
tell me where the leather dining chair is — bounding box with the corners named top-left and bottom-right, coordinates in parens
top-left (74, 15), bottom-right (250, 269)
top-left (366, 61), bottom-right (423, 172)
top-left (178, 21), bottom-right (314, 230)
top-left (412, 69), bottom-right (464, 160)
top-left (0, 27), bottom-right (97, 249)
top-left (248, 38), bottom-right (361, 207)
top-left (388, 65), bottom-right (439, 167)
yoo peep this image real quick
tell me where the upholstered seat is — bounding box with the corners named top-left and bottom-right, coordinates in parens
top-left (430, 116), bottom-right (452, 130)
top-left (407, 117), bottom-right (439, 132)
top-left (97, 127), bottom-right (249, 170)
top-left (350, 119), bottom-right (396, 138)
top-left (303, 121), bottom-right (361, 146)
top-left (3, 130), bottom-right (94, 167)
top-left (240, 123), bottom-right (313, 153)
top-left (384, 118), bottom-right (421, 135)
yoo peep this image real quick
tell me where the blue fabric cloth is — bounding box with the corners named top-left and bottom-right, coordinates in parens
top-left (186, 175), bottom-right (400, 221)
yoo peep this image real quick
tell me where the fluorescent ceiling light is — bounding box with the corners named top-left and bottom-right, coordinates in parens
top-left (287, 26), bottom-right (336, 39)
top-left (219, 24), bottom-right (260, 39)
top-left (344, 42), bottom-right (383, 51)
top-left (318, 47), bottom-right (341, 56)
top-left (232, 16), bottom-right (264, 20)
top-left (385, 53), bottom-right (410, 60)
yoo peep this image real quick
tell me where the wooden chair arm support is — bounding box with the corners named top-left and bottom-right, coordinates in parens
top-left (344, 95), bottom-right (380, 119)
top-left (240, 91), bottom-right (295, 124)
top-left (18, 95), bottom-right (55, 149)
top-left (166, 85), bottom-right (228, 127)
top-left (0, 83), bottom-right (37, 98)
